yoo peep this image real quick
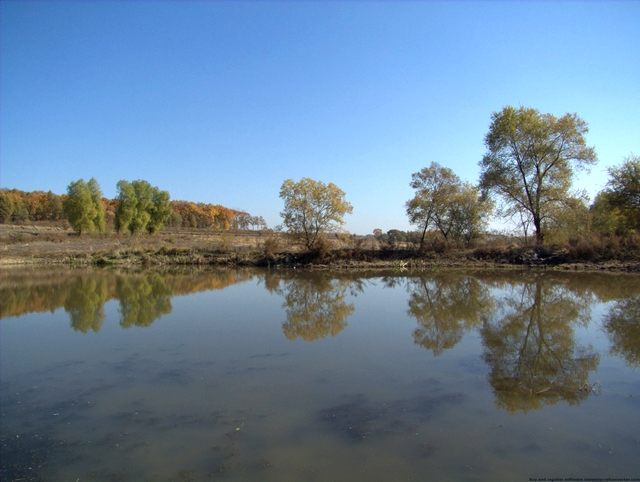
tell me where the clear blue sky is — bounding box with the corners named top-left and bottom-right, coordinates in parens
top-left (2, 1), bottom-right (638, 234)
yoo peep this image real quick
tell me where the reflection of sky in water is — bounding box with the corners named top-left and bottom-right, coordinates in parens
top-left (1, 269), bottom-right (639, 481)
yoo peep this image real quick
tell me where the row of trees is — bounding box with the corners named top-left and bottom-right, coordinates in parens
top-left (5, 106), bottom-right (636, 244)
top-left (168, 201), bottom-right (265, 231)
top-left (61, 178), bottom-right (172, 235)
top-left (1, 181), bottom-right (265, 235)
top-left (278, 106), bottom-right (637, 248)
top-left (0, 189), bottom-right (64, 223)
top-left (403, 106), bottom-right (607, 246)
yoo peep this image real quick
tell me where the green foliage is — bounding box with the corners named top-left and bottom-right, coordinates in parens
top-left (115, 274), bottom-right (173, 327)
top-left (607, 154), bottom-right (640, 208)
top-left (590, 191), bottom-right (626, 235)
top-left (406, 162), bottom-right (492, 245)
top-left (115, 180), bottom-right (149, 233)
top-left (64, 276), bottom-right (108, 333)
top-left (448, 183), bottom-right (494, 244)
top-left (601, 154), bottom-right (640, 233)
top-left (1, 189), bottom-right (29, 222)
top-left (115, 180), bottom-right (171, 234)
top-left (479, 106), bottom-right (597, 244)
top-left (62, 178), bottom-right (106, 234)
top-left (148, 188), bottom-right (171, 234)
top-left (406, 163), bottom-right (458, 242)
top-left (543, 194), bottom-right (591, 243)
top-left (0, 190), bottom-right (14, 223)
top-left (88, 178), bottom-right (106, 232)
top-left (588, 155), bottom-right (640, 236)
top-left (378, 229), bottom-right (422, 244)
top-left (279, 177), bottom-right (353, 249)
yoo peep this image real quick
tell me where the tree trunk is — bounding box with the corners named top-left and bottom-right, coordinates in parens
top-left (535, 226), bottom-right (544, 245)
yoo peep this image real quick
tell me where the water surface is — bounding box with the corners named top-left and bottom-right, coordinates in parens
top-left (1, 267), bottom-right (639, 481)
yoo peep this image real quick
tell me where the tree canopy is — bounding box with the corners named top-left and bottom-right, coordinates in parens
top-left (62, 178), bottom-right (105, 234)
top-left (115, 180), bottom-right (171, 234)
top-left (603, 154), bottom-right (640, 233)
top-left (279, 177), bottom-right (353, 249)
top-left (479, 106), bottom-right (597, 244)
top-left (406, 162), bottom-right (492, 245)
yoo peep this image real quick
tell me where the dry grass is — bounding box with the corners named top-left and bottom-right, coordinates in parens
top-left (0, 224), bottom-right (274, 264)
top-left (2, 224), bottom-right (640, 270)
top-left (564, 233), bottom-right (640, 262)
top-left (262, 237), bottom-right (281, 260)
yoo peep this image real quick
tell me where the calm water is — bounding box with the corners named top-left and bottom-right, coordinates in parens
top-left (1, 267), bottom-right (639, 482)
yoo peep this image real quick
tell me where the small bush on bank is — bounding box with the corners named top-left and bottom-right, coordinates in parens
top-left (415, 237), bottom-right (455, 254)
top-left (350, 236), bottom-right (366, 258)
top-left (215, 234), bottom-right (234, 253)
top-left (472, 245), bottom-right (507, 260)
top-left (311, 235), bottom-right (333, 260)
top-left (430, 238), bottom-right (453, 254)
top-left (379, 239), bottom-right (398, 253)
top-left (263, 237), bottom-right (280, 259)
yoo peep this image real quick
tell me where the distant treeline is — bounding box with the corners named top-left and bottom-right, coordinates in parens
top-left (0, 187), bottom-right (266, 231)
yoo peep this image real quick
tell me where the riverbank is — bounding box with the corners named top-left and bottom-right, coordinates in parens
top-left (1, 224), bottom-right (639, 271)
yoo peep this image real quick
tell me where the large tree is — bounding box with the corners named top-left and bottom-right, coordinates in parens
top-left (602, 154), bottom-right (640, 233)
top-left (87, 178), bottom-right (106, 232)
top-left (147, 188), bottom-right (172, 234)
top-left (479, 106), bottom-right (597, 244)
top-left (62, 178), bottom-right (105, 234)
top-left (279, 177), bottom-right (353, 249)
top-left (406, 163), bottom-right (459, 244)
top-left (406, 162), bottom-right (492, 245)
top-left (115, 180), bottom-right (171, 234)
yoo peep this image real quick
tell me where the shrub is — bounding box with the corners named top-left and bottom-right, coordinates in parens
top-left (263, 237), bottom-right (280, 259)
top-left (311, 235), bottom-right (332, 260)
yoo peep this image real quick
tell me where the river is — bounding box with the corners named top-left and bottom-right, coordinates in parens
top-left (1, 267), bottom-right (639, 481)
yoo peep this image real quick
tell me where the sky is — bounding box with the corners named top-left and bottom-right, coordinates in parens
top-left (1, 1), bottom-right (639, 235)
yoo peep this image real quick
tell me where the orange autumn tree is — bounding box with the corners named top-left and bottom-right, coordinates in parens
top-left (214, 205), bottom-right (235, 230)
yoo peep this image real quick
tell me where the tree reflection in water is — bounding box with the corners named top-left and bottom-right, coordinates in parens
top-left (0, 268), bottom-right (256, 331)
top-left (64, 276), bottom-right (108, 333)
top-left (480, 275), bottom-right (599, 413)
top-left (3, 267), bottom-right (639, 400)
top-left (602, 297), bottom-right (640, 368)
top-left (115, 274), bottom-right (173, 328)
top-left (264, 272), bottom-right (363, 342)
top-left (403, 274), bottom-right (494, 355)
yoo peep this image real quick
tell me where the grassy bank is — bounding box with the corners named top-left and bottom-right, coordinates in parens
top-left (1, 224), bottom-right (640, 271)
